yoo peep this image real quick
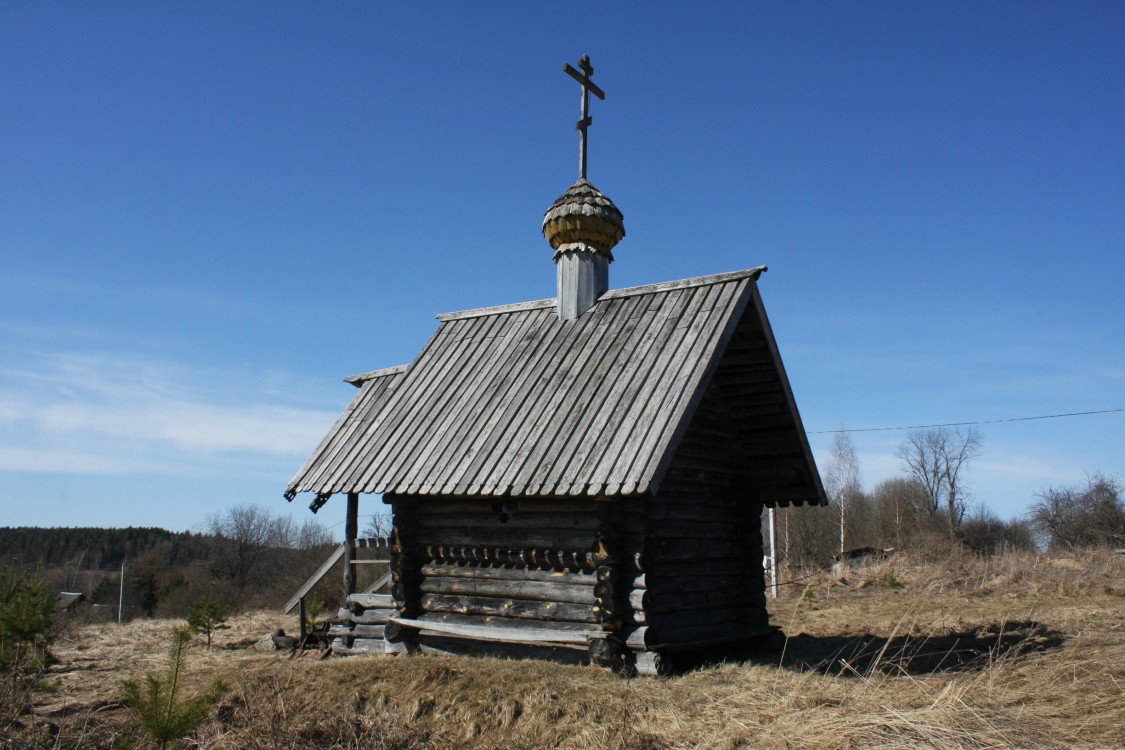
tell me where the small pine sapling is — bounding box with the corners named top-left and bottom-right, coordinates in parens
top-left (185, 593), bottom-right (227, 650)
top-left (122, 626), bottom-right (226, 749)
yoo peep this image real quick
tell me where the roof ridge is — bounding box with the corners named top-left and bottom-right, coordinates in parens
top-left (435, 266), bottom-right (767, 323)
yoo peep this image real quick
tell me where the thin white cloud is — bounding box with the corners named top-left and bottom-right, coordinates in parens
top-left (0, 349), bottom-right (338, 477)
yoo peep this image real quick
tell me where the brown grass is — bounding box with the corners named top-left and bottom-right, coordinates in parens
top-left (7, 548), bottom-right (1124, 749)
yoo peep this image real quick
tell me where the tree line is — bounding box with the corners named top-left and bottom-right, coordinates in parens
top-left (781, 425), bottom-right (1124, 568)
top-left (0, 505), bottom-right (340, 621)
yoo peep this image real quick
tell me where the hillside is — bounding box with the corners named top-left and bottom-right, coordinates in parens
top-left (8, 548), bottom-right (1124, 749)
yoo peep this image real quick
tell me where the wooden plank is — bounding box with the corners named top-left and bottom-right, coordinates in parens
top-left (419, 575), bottom-right (596, 604)
top-left (414, 636), bottom-right (587, 663)
top-left (416, 612), bottom-right (595, 632)
top-left (331, 638), bottom-right (386, 656)
top-left (599, 267), bottom-right (765, 303)
top-left (556, 290), bottom-right (695, 496)
top-left (420, 563), bottom-right (595, 585)
top-left (419, 498), bottom-right (598, 515)
top-left (415, 527), bottom-right (592, 549)
top-left (347, 593), bottom-right (394, 609)
top-left (451, 308), bottom-right (584, 496)
top-left (406, 309), bottom-right (543, 494)
top-left (629, 280), bottom-right (750, 495)
top-left (746, 283), bottom-right (827, 507)
top-left (420, 593), bottom-right (598, 623)
top-left (417, 512), bottom-right (599, 531)
top-left (583, 285), bottom-right (711, 494)
top-left (518, 294), bottom-right (645, 496)
top-left (372, 314), bottom-right (508, 493)
top-left (389, 617), bottom-right (598, 645)
top-left (479, 298), bottom-right (609, 495)
top-left (284, 542), bottom-right (346, 614)
top-left (345, 318), bottom-right (463, 493)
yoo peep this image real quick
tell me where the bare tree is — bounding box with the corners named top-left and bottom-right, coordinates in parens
top-left (823, 431), bottom-right (861, 559)
top-left (897, 426), bottom-right (981, 537)
top-left (1028, 473), bottom-right (1125, 550)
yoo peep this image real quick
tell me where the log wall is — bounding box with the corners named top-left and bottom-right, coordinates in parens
top-left (626, 395), bottom-right (771, 663)
top-left (386, 495), bottom-right (604, 657)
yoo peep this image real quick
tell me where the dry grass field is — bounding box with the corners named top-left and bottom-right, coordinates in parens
top-left (7, 549), bottom-right (1124, 749)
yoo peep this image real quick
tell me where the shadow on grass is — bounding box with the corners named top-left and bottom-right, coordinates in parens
top-left (668, 620), bottom-right (1066, 676)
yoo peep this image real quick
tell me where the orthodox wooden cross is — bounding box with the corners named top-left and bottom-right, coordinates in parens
top-left (564, 55), bottom-right (605, 180)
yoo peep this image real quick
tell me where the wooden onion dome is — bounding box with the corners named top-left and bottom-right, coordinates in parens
top-left (542, 178), bottom-right (625, 261)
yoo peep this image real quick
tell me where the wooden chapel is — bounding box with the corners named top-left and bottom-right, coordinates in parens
top-left (284, 56), bottom-right (826, 674)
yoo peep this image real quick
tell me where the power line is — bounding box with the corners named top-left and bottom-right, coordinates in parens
top-left (808, 408), bottom-right (1123, 435)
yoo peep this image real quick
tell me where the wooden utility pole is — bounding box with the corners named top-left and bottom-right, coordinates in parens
top-left (118, 559), bottom-right (126, 625)
top-left (563, 55), bottom-right (605, 180)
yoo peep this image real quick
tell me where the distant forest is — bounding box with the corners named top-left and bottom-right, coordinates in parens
top-left (0, 526), bottom-right (213, 570)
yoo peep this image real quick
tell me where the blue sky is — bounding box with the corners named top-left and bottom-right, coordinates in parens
top-left (1, 3), bottom-right (1122, 534)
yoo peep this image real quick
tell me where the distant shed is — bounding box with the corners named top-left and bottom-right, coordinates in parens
top-left (284, 57), bottom-right (826, 673)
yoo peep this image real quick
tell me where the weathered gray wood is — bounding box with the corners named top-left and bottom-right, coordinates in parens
top-left (284, 542), bottom-right (346, 614)
top-left (420, 593), bottom-right (598, 623)
top-left (414, 636), bottom-right (587, 663)
top-left (417, 512), bottom-right (599, 531)
top-left (419, 499), bottom-right (597, 515)
top-left (422, 544), bottom-right (595, 571)
top-left (388, 616), bottom-right (598, 645)
top-left (632, 651), bottom-right (666, 676)
top-left (416, 612), bottom-right (595, 632)
top-left (350, 624), bottom-right (386, 639)
top-left (622, 282), bottom-right (743, 495)
top-left (408, 312), bottom-right (543, 494)
top-left (584, 289), bottom-right (703, 495)
top-left (347, 593), bottom-right (394, 609)
top-left (632, 587), bottom-right (756, 614)
top-left (356, 608), bottom-right (396, 624)
top-left (420, 563), bottom-right (596, 585)
top-left (331, 638), bottom-right (385, 656)
top-left (415, 527), bottom-right (592, 550)
top-left (626, 626), bottom-right (652, 650)
top-left (419, 575), bottom-right (596, 604)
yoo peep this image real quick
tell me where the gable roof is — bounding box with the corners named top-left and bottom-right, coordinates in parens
top-left (286, 267), bottom-right (824, 507)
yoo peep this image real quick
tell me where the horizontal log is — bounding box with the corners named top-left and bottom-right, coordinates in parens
top-left (351, 607), bottom-right (396, 625)
top-left (416, 528), bottom-right (593, 549)
top-left (626, 626), bottom-right (653, 650)
top-left (347, 593), bottom-right (393, 609)
top-left (419, 575), bottom-right (596, 604)
top-left (638, 627), bottom-right (778, 655)
top-left (330, 638), bottom-right (385, 656)
top-left (415, 499), bottom-right (597, 515)
top-left (328, 623), bottom-right (385, 639)
top-left (418, 512), bottom-right (599, 531)
top-left (646, 519), bottom-right (751, 540)
top-left (421, 593), bottom-right (598, 623)
top-left (415, 636), bottom-right (587, 664)
top-left (636, 559), bottom-right (751, 581)
top-left (638, 540), bottom-right (753, 566)
top-left (420, 563), bottom-right (595, 585)
top-left (632, 588), bottom-right (757, 613)
top-left (633, 573), bottom-right (758, 596)
top-left (389, 617), bottom-right (598, 646)
top-left (632, 651), bottom-right (666, 676)
top-left (417, 612), bottom-right (596, 632)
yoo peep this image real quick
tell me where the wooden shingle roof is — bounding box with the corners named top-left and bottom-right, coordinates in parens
top-left (286, 267), bottom-right (824, 507)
